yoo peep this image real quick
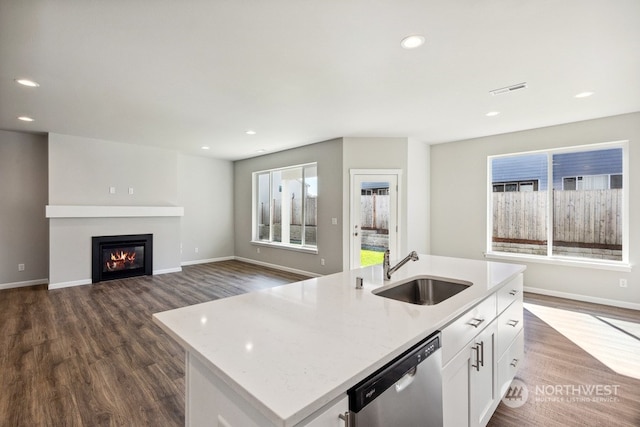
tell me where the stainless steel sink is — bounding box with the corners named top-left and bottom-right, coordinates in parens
top-left (373, 276), bottom-right (472, 305)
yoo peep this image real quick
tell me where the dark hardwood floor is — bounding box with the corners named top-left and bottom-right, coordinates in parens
top-left (0, 261), bottom-right (307, 427)
top-left (489, 293), bottom-right (640, 427)
top-left (1, 261), bottom-right (639, 426)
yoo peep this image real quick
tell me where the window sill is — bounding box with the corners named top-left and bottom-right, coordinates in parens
top-left (251, 241), bottom-right (318, 255)
top-left (484, 251), bottom-right (632, 272)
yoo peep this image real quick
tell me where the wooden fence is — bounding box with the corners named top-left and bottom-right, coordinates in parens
top-left (492, 190), bottom-right (622, 245)
top-left (261, 197), bottom-right (317, 226)
top-left (361, 194), bottom-right (389, 230)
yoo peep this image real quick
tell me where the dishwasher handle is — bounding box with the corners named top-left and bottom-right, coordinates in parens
top-left (395, 366), bottom-right (417, 393)
top-left (339, 411), bottom-right (355, 427)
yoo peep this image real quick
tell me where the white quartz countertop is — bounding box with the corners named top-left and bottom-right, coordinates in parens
top-left (153, 255), bottom-right (526, 427)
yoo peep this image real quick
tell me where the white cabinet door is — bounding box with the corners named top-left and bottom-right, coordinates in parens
top-left (469, 320), bottom-right (497, 427)
top-left (442, 341), bottom-right (471, 427)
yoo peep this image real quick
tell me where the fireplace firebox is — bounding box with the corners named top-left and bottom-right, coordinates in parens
top-left (92, 234), bottom-right (153, 283)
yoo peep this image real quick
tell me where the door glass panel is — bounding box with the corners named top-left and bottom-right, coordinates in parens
top-left (360, 181), bottom-right (390, 267)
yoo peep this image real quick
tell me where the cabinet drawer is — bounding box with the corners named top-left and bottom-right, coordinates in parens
top-left (497, 298), bottom-right (523, 358)
top-left (497, 329), bottom-right (524, 400)
top-left (442, 294), bottom-right (496, 364)
top-left (496, 274), bottom-right (523, 314)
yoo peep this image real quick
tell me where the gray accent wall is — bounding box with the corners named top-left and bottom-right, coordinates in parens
top-left (234, 139), bottom-right (343, 275)
top-left (0, 130), bottom-right (49, 287)
top-left (430, 112), bottom-right (639, 306)
top-left (47, 133), bottom-right (183, 287)
top-left (178, 154), bottom-right (234, 263)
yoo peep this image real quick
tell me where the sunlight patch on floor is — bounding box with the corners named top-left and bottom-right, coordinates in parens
top-left (524, 302), bottom-right (640, 380)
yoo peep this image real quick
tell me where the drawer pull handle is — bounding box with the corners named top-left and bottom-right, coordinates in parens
top-left (509, 289), bottom-right (519, 296)
top-left (510, 358), bottom-right (519, 368)
top-left (339, 411), bottom-right (354, 426)
top-left (468, 318), bottom-right (484, 328)
top-left (507, 320), bottom-right (519, 327)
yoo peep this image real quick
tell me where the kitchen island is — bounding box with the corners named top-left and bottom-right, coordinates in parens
top-left (153, 255), bottom-right (525, 427)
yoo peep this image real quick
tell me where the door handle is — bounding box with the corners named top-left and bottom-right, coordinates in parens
top-left (471, 343), bottom-right (481, 371)
top-left (510, 358), bottom-right (519, 368)
top-left (354, 232), bottom-right (358, 236)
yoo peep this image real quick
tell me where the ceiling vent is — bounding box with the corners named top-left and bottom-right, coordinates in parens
top-left (490, 82), bottom-right (527, 96)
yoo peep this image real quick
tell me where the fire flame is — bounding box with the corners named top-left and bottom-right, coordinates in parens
top-left (105, 250), bottom-right (137, 271)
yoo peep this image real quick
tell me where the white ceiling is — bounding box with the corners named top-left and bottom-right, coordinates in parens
top-left (1, 0), bottom-right (639, 160)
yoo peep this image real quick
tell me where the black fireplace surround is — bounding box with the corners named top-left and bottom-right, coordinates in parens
top-left (92, 234), bottom-right (153, 283)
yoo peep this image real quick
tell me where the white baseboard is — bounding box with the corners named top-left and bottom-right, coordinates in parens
top-left (49, 279), bottom-right (92, 290)
top-left (234, 256), bottom-right (321, 278)
top-left (181, 256), bottom-right (235, 266)
top-left (524, 286), bottom-right (640, 311)
top-left (153, 267), bottom-right (182, 275)
top-left (0, 278), bottom-right (49, 290)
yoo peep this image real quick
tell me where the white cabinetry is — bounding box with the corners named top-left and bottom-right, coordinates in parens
top-left (442, 273), bottom-right (524, 427)
top-left (186, 352), bottom-right (349, 427)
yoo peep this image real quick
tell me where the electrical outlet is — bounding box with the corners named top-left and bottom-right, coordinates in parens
top-left (18, 263), bottom-right (25, 271)
top-left (109, 186), bottom-right (116, 194)
top-left (619, 279), bottom-right (628, 288)
top-left (321, 258), bottom-right (325, 266)
top-left (128, 187), bottom-right (134, 195)
top-left (194, 247), bottom-right (199, 253)
top-left (331, 217), bottom-right (338, 225)
top-left (256, 247), bottom-right (261, 253)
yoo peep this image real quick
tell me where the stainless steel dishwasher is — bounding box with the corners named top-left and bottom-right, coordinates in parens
top-left (346, 332), bottom-right (442, 427)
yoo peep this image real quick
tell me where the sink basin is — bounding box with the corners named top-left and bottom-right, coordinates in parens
top-left (373, 276), bottom-right (472, 305)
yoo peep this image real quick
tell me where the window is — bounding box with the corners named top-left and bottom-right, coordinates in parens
top-left (254, 163), bottom-right (317, 251)
top-left (488, 143), bottom-right (626, 264)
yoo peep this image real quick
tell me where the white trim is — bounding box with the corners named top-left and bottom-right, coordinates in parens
top-left (48, 279), bottom-right (92, 289)
top-left (181, 256), bottom-right (235, 266)
top-left (250, 241), bottom-right (318, 254)
top-left (0, 278), bottom-right (48, 290)
top-left (484, 251), bottom-right (632, 272)
top-left (524, 286), bottom-right (640, 311)
top-left (153, 267), bottom-right (183, 275)
top-left (234, 256), bottom-right (320, 278)
top-left (46, 205), bottom-right (184, 218)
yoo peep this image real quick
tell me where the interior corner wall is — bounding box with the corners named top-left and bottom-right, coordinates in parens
top-left (0, 130), bottom-right (49, 288)
top-left (178, 154), bottom-right (234, 263)
top-left (233, 139), bottom-right (343, 275)
top-left (407, 139), bottom-right (430, 255)
top-left (430, 112), bottom-right (640, 306)
top-left (342, 137), bottom-right (410, 270)
top-left (48, 133), bottom-right (182, 287)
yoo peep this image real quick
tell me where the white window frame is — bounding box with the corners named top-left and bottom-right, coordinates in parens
top-left (251, 162), bottom-right (318, 254)
top-left (485, 141), bottom-right (630, 272)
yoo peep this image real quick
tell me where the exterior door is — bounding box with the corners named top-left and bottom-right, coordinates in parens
top-left (350, 170), bottom-right (399, 269)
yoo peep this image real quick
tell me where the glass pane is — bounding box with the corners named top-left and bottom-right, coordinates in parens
top-left (304, 165), bottom-right (318, 247)
top-left (257, 173), bottom-right (270, 241)
top-left (491, 154), bottom-right (548, 255)
top-left (271, 171), bottom-right (282, 243)
top-left (552, 148), bottom-right (622, 260)
top-left (360, 181), bottom-right (390, 266)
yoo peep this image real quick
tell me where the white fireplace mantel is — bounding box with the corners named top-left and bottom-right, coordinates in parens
top-left (46, 205), bottom-right (184, 218)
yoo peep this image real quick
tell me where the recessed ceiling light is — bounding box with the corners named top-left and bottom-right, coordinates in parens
top-left (15, 78), bottom-right (39, 87)
top-left (201, 146), bottom-right (210, 150)
top-left (575, 91), bottom-right (594, 98)
top-left (400, 35), bottom-right (425, 49)
top-left (486, 111), bottom-right (500, 117)
top-left (245, 130), bottom-right (256, 135)
top-left (17, 116), bottom-right (35, 122)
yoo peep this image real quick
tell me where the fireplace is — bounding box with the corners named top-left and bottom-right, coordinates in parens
top-left (92, 234), bottom-right (153, 283)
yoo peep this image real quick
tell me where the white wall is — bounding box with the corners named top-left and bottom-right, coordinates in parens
top-left (48, 133), bottom-right (182, 287)
top-left (430, 113), bottom-right (640, 308)
top-left (406, 139), bottom-right (430, 255)
top-left (178, 154), bottom-right (234, 264)
top-left (0, 130), bottom-right (49, 288)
